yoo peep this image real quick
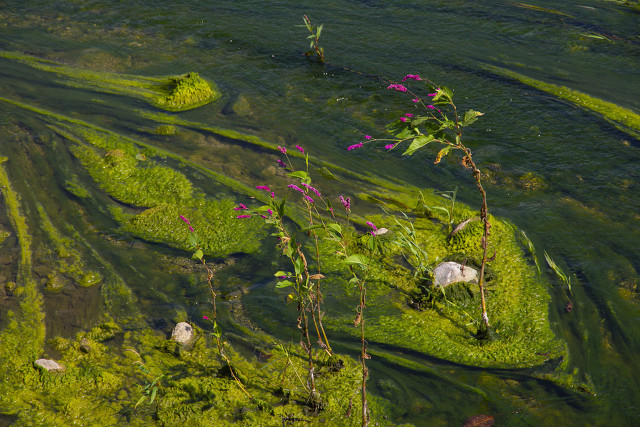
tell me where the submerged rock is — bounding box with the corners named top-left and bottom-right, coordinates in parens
top-left (171, 322), bottom-right (193, 344)
top-left (433, 261), bottom-right (478, 288)
top-left (34, 358), bottom-right (65, 372)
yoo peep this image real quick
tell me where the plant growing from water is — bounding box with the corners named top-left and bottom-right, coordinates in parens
top-left (181, 215), bottom-right (252, 399)
top-left (351, 74), bottom-right (494, 338)
top-left (237, 145), bottom-right (376, 424)
top-left (299, 15), bottom-right (325, 63)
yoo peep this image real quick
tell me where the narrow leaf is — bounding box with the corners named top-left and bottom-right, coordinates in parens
top-left (462, 109), bottom-right (484, 127)
top-left (403, 135), bottom-right (435, 156)
top-left (344, 254), bottom-right (369, 266)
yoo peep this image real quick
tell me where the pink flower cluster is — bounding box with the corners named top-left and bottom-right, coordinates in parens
top-left (340, 195), bottom-right (350, 210)
top-left (387, 84), bottom-right (408, 92)
top-left (402, 74), bottom-right (422, 81)
top-left (347, 142), bottom-right (363, 151)
top-left (180, 215), bottom-right (194, 232)
top-left (301, 182), bottom-right (322, 197)
top-left (366, 221), bottom-right (377, 235)
top-left (234, 203), bottom-right (248, 211)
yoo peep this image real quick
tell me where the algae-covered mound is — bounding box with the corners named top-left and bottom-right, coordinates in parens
top-left (0, 50), bottom-right (221, 111)
top-left (160, 72), bottom-right (216, 111)
top-left (316, 189), bottom-right (570, 374)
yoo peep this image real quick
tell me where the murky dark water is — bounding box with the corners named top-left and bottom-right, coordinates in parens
top-left (1, 0), bottom-right (640, 425)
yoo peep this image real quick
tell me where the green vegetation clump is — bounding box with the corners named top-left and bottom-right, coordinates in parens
top-left (0, 51), bottom-right (221, 112)
top-left (162, 73), bottom-right (216, 111)
top-left (70, 145), bottom-right (193, 207)
top-left (121, 200), bottom-right (265, 257)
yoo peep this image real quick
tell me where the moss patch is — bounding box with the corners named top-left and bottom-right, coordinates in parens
top-left (481, 63), bottom-right (640, 139)
top-left (0, 50), bottom-right (220, 111)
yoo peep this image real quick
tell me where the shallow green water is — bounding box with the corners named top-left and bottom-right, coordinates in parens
top-left (1, 0), bottom-right (639, 425)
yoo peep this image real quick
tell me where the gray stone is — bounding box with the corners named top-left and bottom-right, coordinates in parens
top-left (34, 358), bottom-right (65, 372)
top-left (433, 261), bottom-right (478, 288)
top-left (171, 322), bottom-right (193, 344)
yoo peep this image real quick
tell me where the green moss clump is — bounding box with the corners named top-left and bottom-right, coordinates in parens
top-left (0, 51), bottom-right (221, 112)
top-left (121, 199), bottom-right (265, 257)
top-left (161, 73), bottom-right (217, 111)
top-left (85, 322), bottom-right (122, 342)
top-left (70, 145), bottom-right (193, 207)
top-left (153, 124), bottom-right (178, 135)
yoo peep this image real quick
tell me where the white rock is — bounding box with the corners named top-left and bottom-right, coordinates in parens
top-left (433, 261), bottom-right (478, 288)
top-left (34, 358), bottom-right (65, 372)
top-left (171, 322), bottom-right (193, 344)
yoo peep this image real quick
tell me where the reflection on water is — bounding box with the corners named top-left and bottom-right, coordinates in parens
top-left (1, 0), bottom-right (640, 424)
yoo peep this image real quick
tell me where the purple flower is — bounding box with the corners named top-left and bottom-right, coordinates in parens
top-left (301, 182), bottom-right (322, 197)
top-left (427, 105), bottom-right (435, 109)
top-left (234, 203), bottom-right (248, 211)
top-left (402, 74), bottom-right (422, 81)
top-left (277, 275), bottom-right (289, 279)
top-left (304, 195), bottom-right (314, 203)
top-left (428, 93), bottom-right (437, 97)
top-left (270, 192), bottom-right (275, 198)
top-left (237, 214), bottom-right (251, 219)
top-left (203, 315), bottom-right (209, 320)
top-left (295, 145), bottom-right (304, 153)
top-left (412, 98), bottom-right (420, 103)
top-left (277, 159), bottom-right (287, 168)
top-left (366, 221), bottom-right (378, 235)
top-left (267, 209), bottom-right (273, 216)
top-left (179, 215), bottom-right (190, 224)
top-left (288, 184), bottom-right (304, 193)
top-left (364, 135), bottom-right (372, 140)
top-left (256, 185), bottom-right (271, 191)
top-left (387, 84), bottom-right (408, 92)
top-left (328, 207), bottom-right (334, 214)
top-left (347, 142), bottom-right (363, 151)
top-left (278, 146), bottom-right (287, 154)
top-left (405, 113), bottom-right (413, 118)
top-left (188, 225), bottom-right (195, 232)
top-left (340, 195), bottom-right (351, 210)
top-left (385, 144), bottom-right (395, 150)
top-left (400, 117), bottom-right (407, 122)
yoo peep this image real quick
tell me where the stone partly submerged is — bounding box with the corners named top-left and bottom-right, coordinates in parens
top-left (433, 261), bottom-right (478, 288)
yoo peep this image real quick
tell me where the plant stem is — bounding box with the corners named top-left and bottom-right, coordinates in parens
top-left (199, 257), bottom-right (252, 399)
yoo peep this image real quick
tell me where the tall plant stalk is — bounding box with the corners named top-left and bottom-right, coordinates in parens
top-left (352, 74), bottom-right (492, 335)
top-left (181, 216), bottom-right (252, 398)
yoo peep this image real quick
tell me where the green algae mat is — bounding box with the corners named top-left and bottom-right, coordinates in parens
top-left (0, 53), bottom-right (587, 425)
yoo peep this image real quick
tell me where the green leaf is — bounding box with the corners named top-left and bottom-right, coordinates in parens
top-left (462, 109), bottom-right (484, 127)
top-left (438, 120), bottom-right (456, 131)
top-left (386, 121), bottom-right (418, 139)
top-left (274, 271), bottom-right (291, 277)
top-left (187, 232), bottom-right (198, 248)
top-left (327, 223), bottom-right (342, 234)
top-left (192, 249), bottom-right (203, 261)
top-left (410, 116), bottom-right (430, 127)
top-left (344, 254), bottom-right (369, 266)
top-left (134, 396), bottom-right (146, 409)
top-left (403, 135), bottom-right (435, 156)
top-left (294, 257), bottom-right (304, 276)
top-left (276, 280), bottom-right (295, 289)
top-left (317, 24), bottom-right (323, 37)
top-left (149, 387), bottom-right (157, 404)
